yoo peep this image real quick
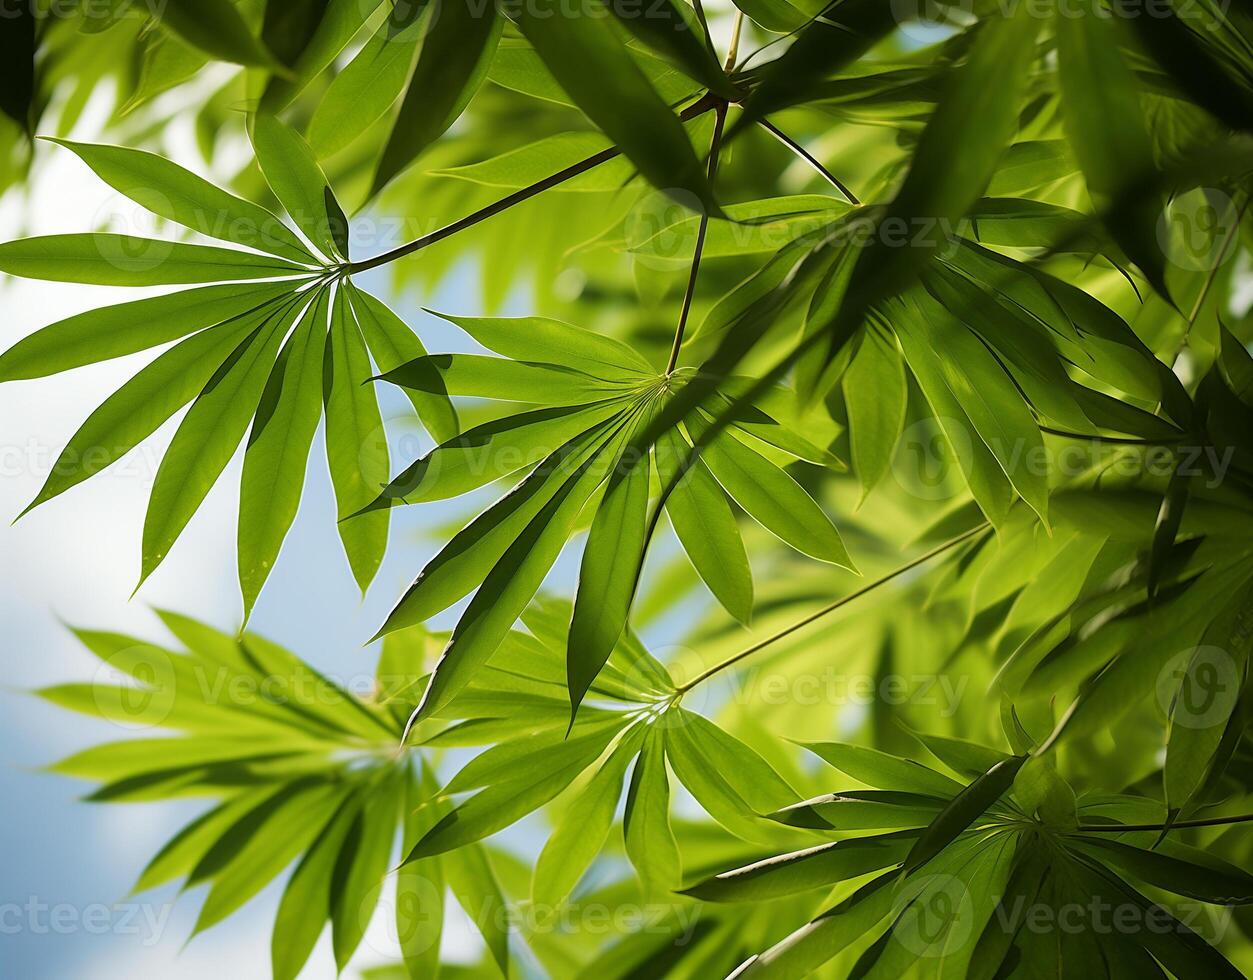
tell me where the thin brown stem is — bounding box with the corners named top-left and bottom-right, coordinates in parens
top-left (1075, 812), bottom-right (1253, 833)
top-left (665, 100), bottom-right (728, 375)
top-left (758, 118), bottom-right (860, 204)
top-left (675, 523), bottom-right (991, 694)
top-left (347, 95), bottom-right (721, 275)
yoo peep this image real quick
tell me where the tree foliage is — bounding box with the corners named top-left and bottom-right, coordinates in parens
top-left (5, 0), bottom-right (1253, 976)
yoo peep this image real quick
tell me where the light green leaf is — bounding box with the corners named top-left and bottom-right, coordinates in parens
top-left (251, 113), bottom-right (347, 261)
top-left (19, 298), bottom-right (284, 516)
top-left (194, 782), bottom-right (345, 934)
top-left (732, 872), bottom-right (897, 979)
top-left (47, 139), bottom-right (315, 263)
top-left (325, 289), bottom-right (390, 593)
top-left (513, 0), bottom-right (716, 212)
top-left (431, 132), bottom-right (629, 192)
top-left (158, 0), bottom-right (280, 68)
top-left (0, 235), bottom-right (305, 285)
top-left (375, 398), bottom-right (631, 507)
top-left (332, 771), bottom-right (402, 970)
top-left (655, 426), bottom-right (754, 623)
top-left (434, 311), bottom-right (655, 377)
top-left (348, 284), bottom-right (459, 444)
top-left (624, 729), bottom-right (680, 897)
top-left (378, 420), bottom-right (623, 634)
top-left (567, 412), bottom-right (652, 714)
top-left (0, 281), bottom-right (293, 381)
top-left (843, 326), bottom-right (906, 502)
top-left (377, 353), bottom-right (621, 407)
top-left (140, 298), bottom-right (298, 588)
top-left (238, 290), bottom-right (328, 619)
top-left (681, 831), bottom-right (917, 902)
top-left (532, 730), bottom-right (643, 907)
top-left (307, 3), bottom-right (427, 158)
top-left (798, 741), bottom-right (965, 797)
top-left (687, 408), bottom-right (852, 567)
top-left (407, 423), bottom-right (632, 719)
top-left (372, 1), bottom-right (502, 195)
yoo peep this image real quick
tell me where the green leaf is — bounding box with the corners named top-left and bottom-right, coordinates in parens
top-left (681, 831), bottom-right (917, 902)
top-left (532, 729), bottom-right (643, 906)
top-left (1071, 837), bottom-right (1253, 906)
top-left (687, 408), bottom-right (853, 567)
top-left (272, 795), bottom-right (362, 980)
top-left (134, 792), bottom-right (277, 894)
top-left (307, 2), bottom-right (427, 158)
top-left (375, 398), bottom-right (631, 507)
top-left (0, 281), bottom-right (291, 382)
top-left (396, 765), bottom-right (446, 979)
top-left (407, 423), bottom-right (633, 720)
top-left (434, 311), bottom-right (655, 378)
top-left (444, 843), bottom-right (510, 975)
top-left (513, 0), bottom-right (717, 212)
top-left (238, 290), bottom-right (328, 618)
top-left (251, 114), bottom-right (347, 261)
top-left (768, 791), bottom-right (946, 832)
top-left (158, 0), bottom-right (281, 68)
top-left (1055, 2), bottom-right (1168, 297)
top-left (624, 729), bottom-right (681, 897)
top-left (568, 412), bottom-right (652, 714)
top-left (666, 709), bottom-right (798, 842)
top-left (902, 755), bottom-right (1027, 874)
top-left (603, 0), bottom-right (736, 99)
top-left (0, 235), bottom-right (306, 285)
top-left (843, 326), bottom-right (907, 502)
top-left (409, 728), bottom-right (619, 857)
top-left (431, 131), bottom-right (629, 191)
top-left (655, 425), bottom-right (754, 623)
top-left (262, 0), bottom-right (388, 112)
top-left (331, 771), bottom-right (402, 970)
top-left (139, 299), bottom-right (298, 588)
top-left (324, 289), bottom-right (390, 592)
top-left (377, 353), bottom-right (620, 407)
top-left (799, 741), bottom-right (965, 798)
top-left (372, 0), bottom-right (503, 195)
top-left (194, 782), bottom-right (345, 934)
top-left (731, 872), bottom-right (897, 979)
top-left (348, 285), bottom-right (459, 445)
top-left (24, 301), bottom-right (263, 503)
top-left (887, 8), bottom-right (1040, 236)
top-left (738, 0), bottom-right (900, 126)
top-left (378, 420), bottom-right (623, 634)
top-left (46, 139), bottom-right (316, 263)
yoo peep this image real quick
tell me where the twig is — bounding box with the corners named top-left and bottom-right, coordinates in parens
top-left (675, 523), bottom-right (990, 694)
top-left (1075, 812), bottom-right (1253, 833)
top-left (666, 101), bottom-right (728, 375)
top-left (347, 95), bottom-right (722, 274)
top-left (758, 118), bottom-right (860, 204)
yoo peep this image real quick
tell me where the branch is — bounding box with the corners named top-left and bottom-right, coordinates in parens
top-left (666, 101), bottom-right (728, 375)
top-left (758, 118), bottom-right (860, 204)
top-left (346, 95), bottom-right (722, 275)
top-left (1075, 812), bottom-right (1253, 833)
top-left (675, 523), bottom-right (991, 694)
